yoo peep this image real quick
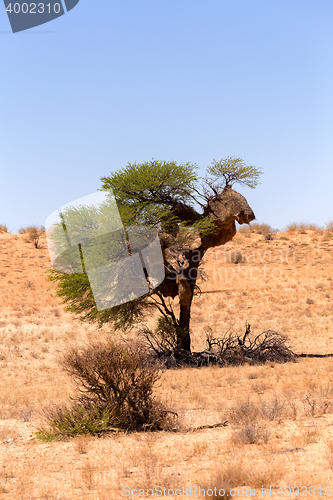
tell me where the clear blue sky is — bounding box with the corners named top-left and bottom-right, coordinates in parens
top-left (1, 0), bottom-right (333, 234)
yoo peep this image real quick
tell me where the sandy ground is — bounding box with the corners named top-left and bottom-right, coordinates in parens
top-left (0, 227), bottom-right (333, 499)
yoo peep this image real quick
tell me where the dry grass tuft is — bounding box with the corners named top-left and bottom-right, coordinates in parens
top-left (285, 221), bottom-right (322, 232)
top-left (18, 225), bottom-right (40, 234)
top-left (231, 423), bottom-right (270, 445)
top-left (238, 222), bottom-right (276, 235)
top-left (73, 434), bottom-right (92, 454)
top-left (326, 220), bottom-right (333, 232)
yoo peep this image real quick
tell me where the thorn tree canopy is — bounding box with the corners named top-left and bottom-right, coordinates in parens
top-left (48, 158), bottom-right (260, 353)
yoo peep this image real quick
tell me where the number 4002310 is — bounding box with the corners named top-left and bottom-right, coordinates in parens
top-left (6, 3), bottom-right (62, 14)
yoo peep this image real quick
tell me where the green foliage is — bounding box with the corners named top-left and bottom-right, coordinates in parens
top-left (47, 269), bottom-right (154, 329)
top-left (37, 404), bottom-right (112, 440)
top-left (207, 156), bottom-right (263, 190)
top-left (100, 159), bottom-right (199, 227)
top-left (48, 157), bottom-right (261, 344)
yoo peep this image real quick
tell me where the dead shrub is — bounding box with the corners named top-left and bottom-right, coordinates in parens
top-left (200, 456), bottom-right (285, 494)
top-left (238, 224), bottom-right (251, 234)
top-left (290, 426), bottom-right (319, 447)
top-left (18, 225), bottom-right (36, 234)
top-left (302, 393), bottom-right (331, 417)
top-left (38, 338), bottom-right (176, 439)
top-left (249, 222), bottom-right (276, 234)
top-left (326, 220), bottom-right (333, 232)
top-left (230, 250), bottom-right (245, 264)
top-left (143, 323), bottom-right (296, 368)
top-left (260, 395), bottom-right (285, 422)
top-left (28, 225), bottom-right (45, 249)
top-left (232, 423), bottom-right (270, 445)
top-left (199, 473), bottom-right (231, 499)
top-left (285, 222), bottom-right (321, 233)
top-left (73, 435), bottom-right (92, 454)
top-left (0, 224), bottom-right (8, 233)
top-left (227, 398), bottom-right (258, 426)
top-left (204, 323), bottom-right (296, 366)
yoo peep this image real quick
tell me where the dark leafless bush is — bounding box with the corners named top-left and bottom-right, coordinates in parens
top-left (142, 322), bottom-right (296, 368)
top-left (204, 323), bottom-right (296, 367)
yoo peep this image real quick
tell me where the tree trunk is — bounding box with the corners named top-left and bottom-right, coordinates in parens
top-left (177, 303), bottom-right (192, 351)
top-left (176, 274), bottom-right (194, 352)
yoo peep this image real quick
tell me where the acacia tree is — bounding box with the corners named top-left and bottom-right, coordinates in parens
top-left (49, 157), bottom-right (261, 353)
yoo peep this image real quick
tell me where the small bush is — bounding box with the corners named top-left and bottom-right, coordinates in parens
top-left (200, 456), bottom-right (285, 494)
top-left (38, 338), bottom-right (176, 439)
top-left (199, 473), bottom-right (231, 499)
top-left (249, 222), bottom-right (276, 234)
top-left (232, 423), bottom-right (270, 445)
top-left (285, 222), bottom-right (321, 233)
top-left (205, 324), bottom-right (296, 366)
top-left (18, 225), bottom-right (39, 234)
top-left (231, 250), bottom-right (245, 264)
top-left (238, 224), bottom-right (251, 234)
top-left (228, 399), bottom-right (258, 426)
top-left (260, 395), bottom-right (285, 423)
top-left (326, 220), bottom-right (333, 232)
top-left (28, 225), bottom-right (45, 248)
top-left (238, 222), bottom-right (277, 235)
top-left (143, 323), bottom-right (296, 368)
top-left (0, 224), bottom-right (8, 233)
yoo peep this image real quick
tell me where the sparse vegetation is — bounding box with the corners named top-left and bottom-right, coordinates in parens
top-left (238, 222), bottom-right (277, 235)
top-left (142, 323), bottom-right (296, 367)
top-left (18, 225), bottom-right (40, 234)
top-left (326, 220), bottom-right (333, 232)
top-left (285, 222), bottom-right (322, 232)
top-left (28, 225), bottom-right (45, 249)
top-left (38, 338), bottom-right (176, 439)
top-left (0, 224), bottom-right (8, 233)
top-left (0, 225), bottom-right (333, 497)
top-left (231, 250), bottom-right (245, 264)
top-left (231, 423), bottom-right (270, 445)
